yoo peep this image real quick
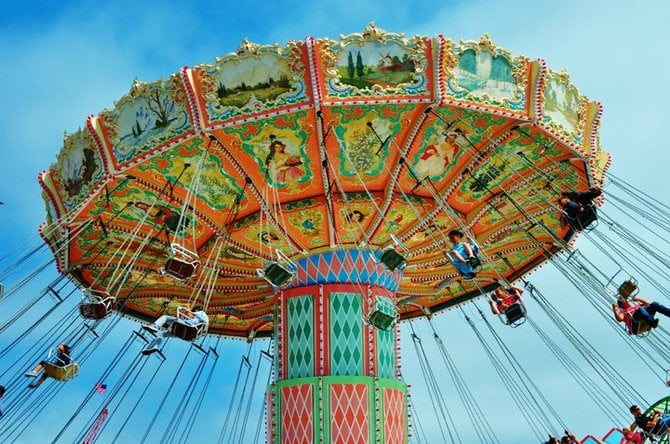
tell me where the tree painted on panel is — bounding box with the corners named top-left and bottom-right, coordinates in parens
top-left (347, 52), bottom-right (355, 79)
top-left (356, 51), bottom-right (364, 78)
top-left (216, 82), bottom-right (228, 98)
top-left (469, 162), bottom-right (507, 193)
top-left (145, 90), bottom-right (175, 128)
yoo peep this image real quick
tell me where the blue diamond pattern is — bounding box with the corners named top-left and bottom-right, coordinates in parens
top-left (290, 250), bottom-right (401, 291)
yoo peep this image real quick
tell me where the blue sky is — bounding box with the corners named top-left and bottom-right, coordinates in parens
top-left (0, 0), bottom-right (669, 442)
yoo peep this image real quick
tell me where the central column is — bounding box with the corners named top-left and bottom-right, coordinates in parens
top-left (267, 249), bottom-right (408, 444)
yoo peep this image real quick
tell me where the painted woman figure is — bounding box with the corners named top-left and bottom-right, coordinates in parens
top-left (414, 130), bottom-right (459, 179)
top-left (265, 136), bottom-right (304, 184)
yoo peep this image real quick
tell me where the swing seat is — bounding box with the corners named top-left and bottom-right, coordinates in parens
top-left (632, 319), bottom-right (654, 336)
top-left (368, 310), bottom-right (396, 331)
top-left (618, 280), bottom-right (639, 298)
top-left (79, 289), bottom-right (115, 320)
top-left (79, 302), bottom-right (111, 320)
top-left (564, 205), bottom-right (598, 232)
top-left (452, 259), bottom-right (476, 280)
top-left (160, 244), bottom-right (200, 281)
top-left (43, 362), bottom-right (79, 382)
top-left (261, 262), bottom-right (294, 288)
top-left (258, 250), bottom-right (296, 289)
top-left (170, 321), bottom-right (206, 341)
top-left (436, 277), bottom-right (454, 289)
top-left (170, 306), bottom-right (207, 341)
top-left (162, 258), bottom-right (197, 280)
top-left (465, 255), bottom-right (482, 271)
top-left (380, 248), bottom-right (406, 272)
top-left (503, 302), bottom-right (527, 327)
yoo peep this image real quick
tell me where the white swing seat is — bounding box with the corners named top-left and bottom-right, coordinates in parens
top-left (169, 306), bottom-right (207, 341)
top-left (80, 289), bottom-right (115, 320)
top-left (160, 244), bottom-right (200, 281)
top-left (260, 262), bottom-right (294, 287)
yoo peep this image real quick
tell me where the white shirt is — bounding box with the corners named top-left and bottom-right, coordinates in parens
top-left (187, 310), bottom-right (209, 326)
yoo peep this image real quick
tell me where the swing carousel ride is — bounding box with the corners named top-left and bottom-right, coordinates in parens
top-left (33, 24), bottom-right (614, 442)
top-left (40, 24), bottom-right (609, 334)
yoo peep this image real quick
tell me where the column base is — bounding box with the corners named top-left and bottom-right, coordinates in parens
top-left (268, 376), bottom-right (407, 444)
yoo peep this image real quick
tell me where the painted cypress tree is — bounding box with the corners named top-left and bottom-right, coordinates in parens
top-left (347, 52), bottom-right (355, 79)
top-left (356, 51), bottom-right (364, 78)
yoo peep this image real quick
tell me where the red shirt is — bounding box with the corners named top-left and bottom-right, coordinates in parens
top-left (494, 288), bottom-right (522, 312)
top-left (615, 304), bottom-right (639, 334)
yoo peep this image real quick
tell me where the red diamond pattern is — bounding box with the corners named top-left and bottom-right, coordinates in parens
top-left (365, 258), bottom-right (376, 276)
top-left (281, 384), bottom-right (313, 444)
top-left (353, 254), bottom-right (365, 274)
top-left (296, 264), bottom-right (308, 286)
top-left (307, 259), bottom-right (317, 284)
top-left (340, 252), bottom-right (355, 280)
top-left (383, 388), bottom-right (406, 444)
top-left (332, 252), bottom-right (343, 275)
top-left (330, 383), bottom-right (369, 444)
top-left (295, 251), bottom-right (402, 291)
top-left (317, 255), bottom-right (330, 278)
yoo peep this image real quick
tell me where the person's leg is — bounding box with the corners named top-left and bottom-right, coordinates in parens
top-left (646, 302), bottom-right (670, 318)
top-left (142, 332), bottom-right (165, 355)
top-left (29, 374), bottom-right (47, 388)
top-left (25, 361), bottom-right (45, 377)
top-left (154, 315), bottom-right (175, 329)
top-left (633, 307), bottom-right (656, 324)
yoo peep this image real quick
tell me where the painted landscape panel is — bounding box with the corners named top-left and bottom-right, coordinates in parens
top-left (336, 41), bottom-right (416, 89)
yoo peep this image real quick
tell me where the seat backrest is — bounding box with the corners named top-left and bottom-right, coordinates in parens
top-left (380, 249), bottom-right (406, 272)
top-left (504, 302), bottom-right (526, 325)
top-left (164, 258), bottom-right (197, 280)
top-left (568, 205), bottom-right (598, 231)
top-left (618, 280), bottom-right (638, 298)
top-left (170, 321), bottom-right (202, 341)
top-left (79, 302), bottom-right (109, 320)
top-left (43, 362), bottom-right (79, 381)
top-left (368, 310), bottom-right (396, 331)
top-left (635, 319), bottom-right (653, 335)
top-left (264, 262), bottom-right (294, 287)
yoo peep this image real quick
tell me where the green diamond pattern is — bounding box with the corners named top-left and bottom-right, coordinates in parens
top-left (375, 296), bottom-right (396, 378)
top-left (329, 293), bottom-right (363, 376)
top-left (287, 296), bottom-right (314, 378)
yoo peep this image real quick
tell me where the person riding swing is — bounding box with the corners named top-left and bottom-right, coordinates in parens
top-left (557, 187), bottom-right (602, 231)
top-left (141, 304), bottom-right (209, 355)
top-left (612, 296), bottom-right (670, 335)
